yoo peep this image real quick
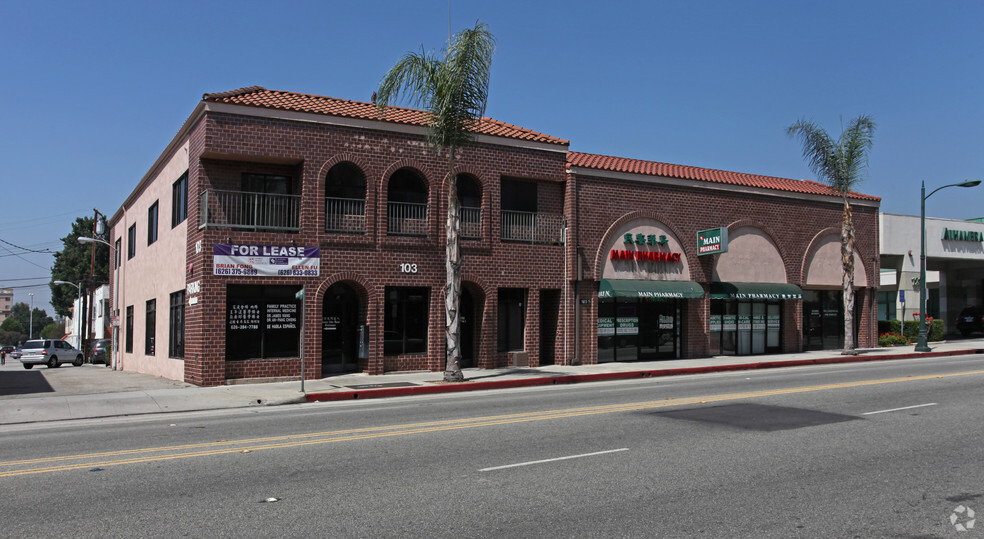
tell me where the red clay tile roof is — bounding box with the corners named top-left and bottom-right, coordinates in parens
top-left (202, 86), bottom-right (569, 146)
top-left (567, 151), bottom-right (881, 202)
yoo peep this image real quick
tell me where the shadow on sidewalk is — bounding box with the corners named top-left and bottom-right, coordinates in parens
top-left (0, 371), bottom-right (55, 396)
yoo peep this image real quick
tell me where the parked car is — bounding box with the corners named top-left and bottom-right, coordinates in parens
top-left (956, 306), bottom-right (984, 337)
top-left (18, 339), bottom-right (85, 369)
top-left (88, 339), bottom-right (112, 364)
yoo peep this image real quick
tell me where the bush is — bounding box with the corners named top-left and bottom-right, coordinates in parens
top-left (879, 332), bottom-right (911, 347)
top-left (878, 319), bottom-right (902, 335)
top-left (901, 319), bottom-right (944, 342)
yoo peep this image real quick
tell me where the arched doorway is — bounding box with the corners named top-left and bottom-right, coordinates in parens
top-left (322, 282), bottom-right (361, 374)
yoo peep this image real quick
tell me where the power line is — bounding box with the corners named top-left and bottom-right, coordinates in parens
top-left (0, 237), bottom-right (56, 254)
top-left (1, 283), bottom-right (53, 290)
top-left (0, 240), bottom-right (53, 271)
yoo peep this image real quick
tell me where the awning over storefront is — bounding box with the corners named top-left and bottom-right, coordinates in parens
top-left (599, 279), bottom-right (705, 299)
top-left (709, 282), bottom-right (803, 300)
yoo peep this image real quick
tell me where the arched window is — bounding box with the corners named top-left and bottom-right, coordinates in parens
top-left (387, 168), bottom-right (428, 235)
top-left (325, 162), bottom-right (367, 233)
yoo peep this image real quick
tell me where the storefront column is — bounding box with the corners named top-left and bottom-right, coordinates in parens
top-left (686, 296), bottom-right (710, 358)
top-left (783, 301), bottom-right (801, 353)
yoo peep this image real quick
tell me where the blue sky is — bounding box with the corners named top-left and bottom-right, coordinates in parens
top-left (2, 0), bottom-right (982, 315)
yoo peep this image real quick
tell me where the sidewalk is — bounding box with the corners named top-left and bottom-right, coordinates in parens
top-left (1, 339), bottom-right (982, 425)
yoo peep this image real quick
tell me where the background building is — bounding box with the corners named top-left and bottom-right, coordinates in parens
top-left (0, 288), bottom-right (11, 324)
top-left (879, 213), bottom-right (984, 333)
top-left (61, 285), bottom-right (111, 349)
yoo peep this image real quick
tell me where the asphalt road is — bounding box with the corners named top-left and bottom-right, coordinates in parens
top-left (2, 355), bottom-right (983, 537)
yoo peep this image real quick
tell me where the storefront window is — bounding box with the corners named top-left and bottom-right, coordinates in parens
top-left (802, 290), bottom-right (861, 351)
top-left (711, 299), bottom-right (782, 356)
top-left (226, 284), bottom-right (301, 360)
top-left (384, 287), bottom-right (429, 355)
top-left (615, 303), bottom-right (639, 361)
top-left (598, 298), bottom-right (679, 362)
top-left (877, 291), bottom-right (897, 321)
top-left (598, 300), bottom-right (615, 362)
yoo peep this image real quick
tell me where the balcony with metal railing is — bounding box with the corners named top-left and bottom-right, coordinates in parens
top-left (325, 197), bottom-right (367, 233)
top-left (500, 210), bottom-right (566, 244)
top-left (199, 189), bottom-right (301, 232)
top-left (460, 207), bottom-right (482, 239)
top-left (387, 201), bottom-right (429, 236)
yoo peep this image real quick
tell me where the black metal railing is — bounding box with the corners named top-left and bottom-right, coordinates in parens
top-left (325, 197), bottom-right (367, 233)
top-left (387, 201), bottom-right (429, 236)
top-left (460, 207), bottom-right (482, 239)
top-left (199, 189), bottom-right (301, 231)
top-left (501, 211), bottom-right (566, 244)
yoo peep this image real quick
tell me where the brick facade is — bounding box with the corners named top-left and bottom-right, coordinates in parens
top-left (108, 89), bottom-right (880, 386)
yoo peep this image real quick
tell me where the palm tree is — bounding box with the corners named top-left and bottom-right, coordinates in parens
top-left (376, 22), bottom-right (496, 382)
top-left (787, 115), bottom-right (875, 355)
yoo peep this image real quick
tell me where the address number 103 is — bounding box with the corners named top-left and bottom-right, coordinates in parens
top-left (400, 263), bottom-right (418, 274)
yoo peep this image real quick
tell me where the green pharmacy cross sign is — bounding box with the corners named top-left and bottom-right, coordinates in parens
top-left (697, 227), bottom-right (728, 256)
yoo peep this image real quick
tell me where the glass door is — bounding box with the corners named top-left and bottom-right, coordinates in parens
top-left (614, 303), bottom-right (638, 361)
top-left (766, 303), bottom-right (781, 352)
top-left (751, 302), bottom-right (766, 354)
top-left (737, 302), bottom-right (752, 355)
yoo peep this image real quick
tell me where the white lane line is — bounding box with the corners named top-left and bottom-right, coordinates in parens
top-left (863, 403), bottom-right (938, 415)
top-left (479, 448), bottom-right (629, 472)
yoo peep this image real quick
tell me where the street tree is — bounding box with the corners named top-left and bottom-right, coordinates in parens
top-left (8, 302), bottom-right (54, 341)
top-left (787, 115), bottom-right (876, 355)
top-left (0, 317), bottom-right (25, 338)
top-left (376, 21), bottom-right (496, 382)
top-left (50, 216), bottom-right (109, 317)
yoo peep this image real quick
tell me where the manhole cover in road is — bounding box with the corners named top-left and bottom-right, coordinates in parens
top-left (654, 403), bottom-right (859, 431)
top-left (344, 382), bottom-right (418, 390)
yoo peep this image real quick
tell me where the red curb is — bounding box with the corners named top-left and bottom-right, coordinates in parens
top-left (304, 348), bottom-right (984, 403)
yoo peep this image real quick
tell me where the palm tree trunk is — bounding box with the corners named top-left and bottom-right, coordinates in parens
top-left (444, 156), bottom-right (464, 382)
top-left (841, 197), bottom-right (857, 355)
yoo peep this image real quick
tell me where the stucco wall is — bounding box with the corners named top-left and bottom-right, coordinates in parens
top-left (112, 141), bottom-right (189, 380)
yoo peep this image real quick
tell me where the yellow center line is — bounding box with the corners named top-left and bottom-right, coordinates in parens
top-left (2, 369), bottom-right (980, 478)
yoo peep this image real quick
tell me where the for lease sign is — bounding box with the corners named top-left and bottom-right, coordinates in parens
top-left (214, 243), bottom-right (320, 277)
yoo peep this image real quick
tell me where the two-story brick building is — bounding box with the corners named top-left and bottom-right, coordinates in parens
top-left (107, 86), bottom-right (879, 386)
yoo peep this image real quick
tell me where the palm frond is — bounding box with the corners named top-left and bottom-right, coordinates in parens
top-left (787, 115), bottom-right (875, 195)
top-left (786, 119), bottom-right (837, 185)
top-left (375, 48), bottom-right (440, 115)
top-left (837, 115), bottom-right (876, 191)
top-left (430, 23), bottom-right (495, 151)
top-left (376, 22), bottom-right (495, 155)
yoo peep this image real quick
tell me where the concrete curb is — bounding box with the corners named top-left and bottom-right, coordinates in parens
top-left (305, 348), bottom-right (984, 403)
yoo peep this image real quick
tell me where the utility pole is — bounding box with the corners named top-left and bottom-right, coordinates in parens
top-left (86, 209), bottom-right (104, 360)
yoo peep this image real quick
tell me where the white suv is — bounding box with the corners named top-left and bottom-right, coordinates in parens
top-left (19, 339), bottom-right (85, 369)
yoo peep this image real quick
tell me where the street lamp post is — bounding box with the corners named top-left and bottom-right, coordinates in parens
top-left (28, 293), bottom-right (34, 339)
top-left (916, 179), bottom-right (982, 352)
top-left (53, 281), bottom-right (82, 347)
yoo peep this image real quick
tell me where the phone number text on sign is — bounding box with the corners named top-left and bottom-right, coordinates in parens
top-left (214, 243), bottom-right (320, 277)
top-left (216, 266), bottom-right (259, 276)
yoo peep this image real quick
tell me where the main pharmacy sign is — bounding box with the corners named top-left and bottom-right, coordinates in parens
top-left (214, 243), bottom-right (320, 277)
top-left (697, 227), bottom-right (728, 256)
